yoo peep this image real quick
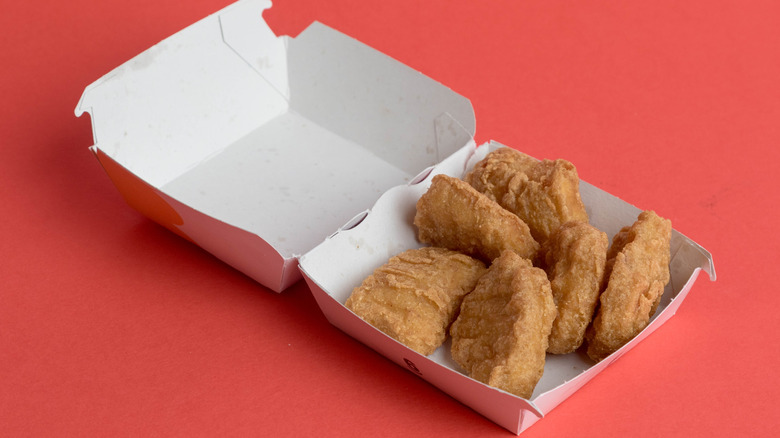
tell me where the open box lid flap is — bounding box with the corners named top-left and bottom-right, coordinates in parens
top-left (76, 0), bottom-right (475, 289)
top-left (76, 0), bottom-right (474, 190)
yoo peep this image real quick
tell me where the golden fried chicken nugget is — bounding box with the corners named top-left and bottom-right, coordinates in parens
top-left (450, 251), bottom-right (556, 399)
top-left (465, 147), bottom-right (537, 204)
top-left (542, 222), bottom-right (608, 354)
top-left (586, 211), bottom-right (672, 362)
top-left (465, 148), bottom-right (589, 243)
top-left (345, 247), bottom-right (487, 356)
top-left (414, 174), bottom-right (540, 263)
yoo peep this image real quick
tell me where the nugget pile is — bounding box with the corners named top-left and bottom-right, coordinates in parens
top-left (345, 147), bottom-right (672, 399)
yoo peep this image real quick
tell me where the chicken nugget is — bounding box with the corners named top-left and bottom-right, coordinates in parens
top-left (542, 221), bottom-right (608, 354)
top-left (450, 250), bottom-right (556, 399)
top-left (414, 174), bottom-right (540, 263)
top-left (586, 211), bottom-right (672, 361)
top-left (465, 147), bottom-right (537, 204)
top-left (465, 148), bottom-right (589, 243)
top-left (346, 247), bottom-right (487, 356)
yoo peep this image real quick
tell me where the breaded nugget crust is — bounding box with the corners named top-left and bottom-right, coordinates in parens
top-left (345, 247), bottom-right (486, 356)
top-left (586, 211), bottom-right (672, 361)
top-left (543, 222), bottom-right (608, 354)
top-left (465, 148), bottom-right (589, 243)
top-left (414, 174), bottom-right (540, 263)
top-left (450, 251), bottom-right (556, 399)
top-left (465, 147), bottom-right (537, 204)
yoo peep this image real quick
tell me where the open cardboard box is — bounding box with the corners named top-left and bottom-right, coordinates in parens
top-left (76, 0), bottom-right (716, 434)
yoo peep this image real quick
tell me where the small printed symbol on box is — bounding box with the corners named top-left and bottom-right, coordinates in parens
top-left (404, 358), bottom-right (422, 376)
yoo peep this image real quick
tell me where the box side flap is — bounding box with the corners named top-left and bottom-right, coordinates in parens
top-left (287, 21), bottom-right (475, 175)
top-left (94, 147), bottom-right (290, 292)
top-left (93, 147), bottom-right (190, 241)
top-left (76, 0), bottom-right (289, 188)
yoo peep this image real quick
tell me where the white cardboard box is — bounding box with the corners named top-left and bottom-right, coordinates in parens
top-left (76, 0), bottom-right (474, 293)
top-left (76, 0), bottom-right (716, 434)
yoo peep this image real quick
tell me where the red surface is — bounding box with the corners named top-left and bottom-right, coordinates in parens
top-left (2, 0), bottom-right (777, 436)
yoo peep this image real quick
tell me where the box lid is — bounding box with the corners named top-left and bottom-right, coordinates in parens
top-left (76, 0), bottom-right (475, 292)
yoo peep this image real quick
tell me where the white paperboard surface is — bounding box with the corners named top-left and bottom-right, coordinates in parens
top-left (298, 141), bottom-right (715, 435)
top-left (76, 0), bottom-right (475, 292)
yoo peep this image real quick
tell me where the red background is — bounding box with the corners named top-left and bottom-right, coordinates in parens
top-left (2, 0), bottom-right (777, 436)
